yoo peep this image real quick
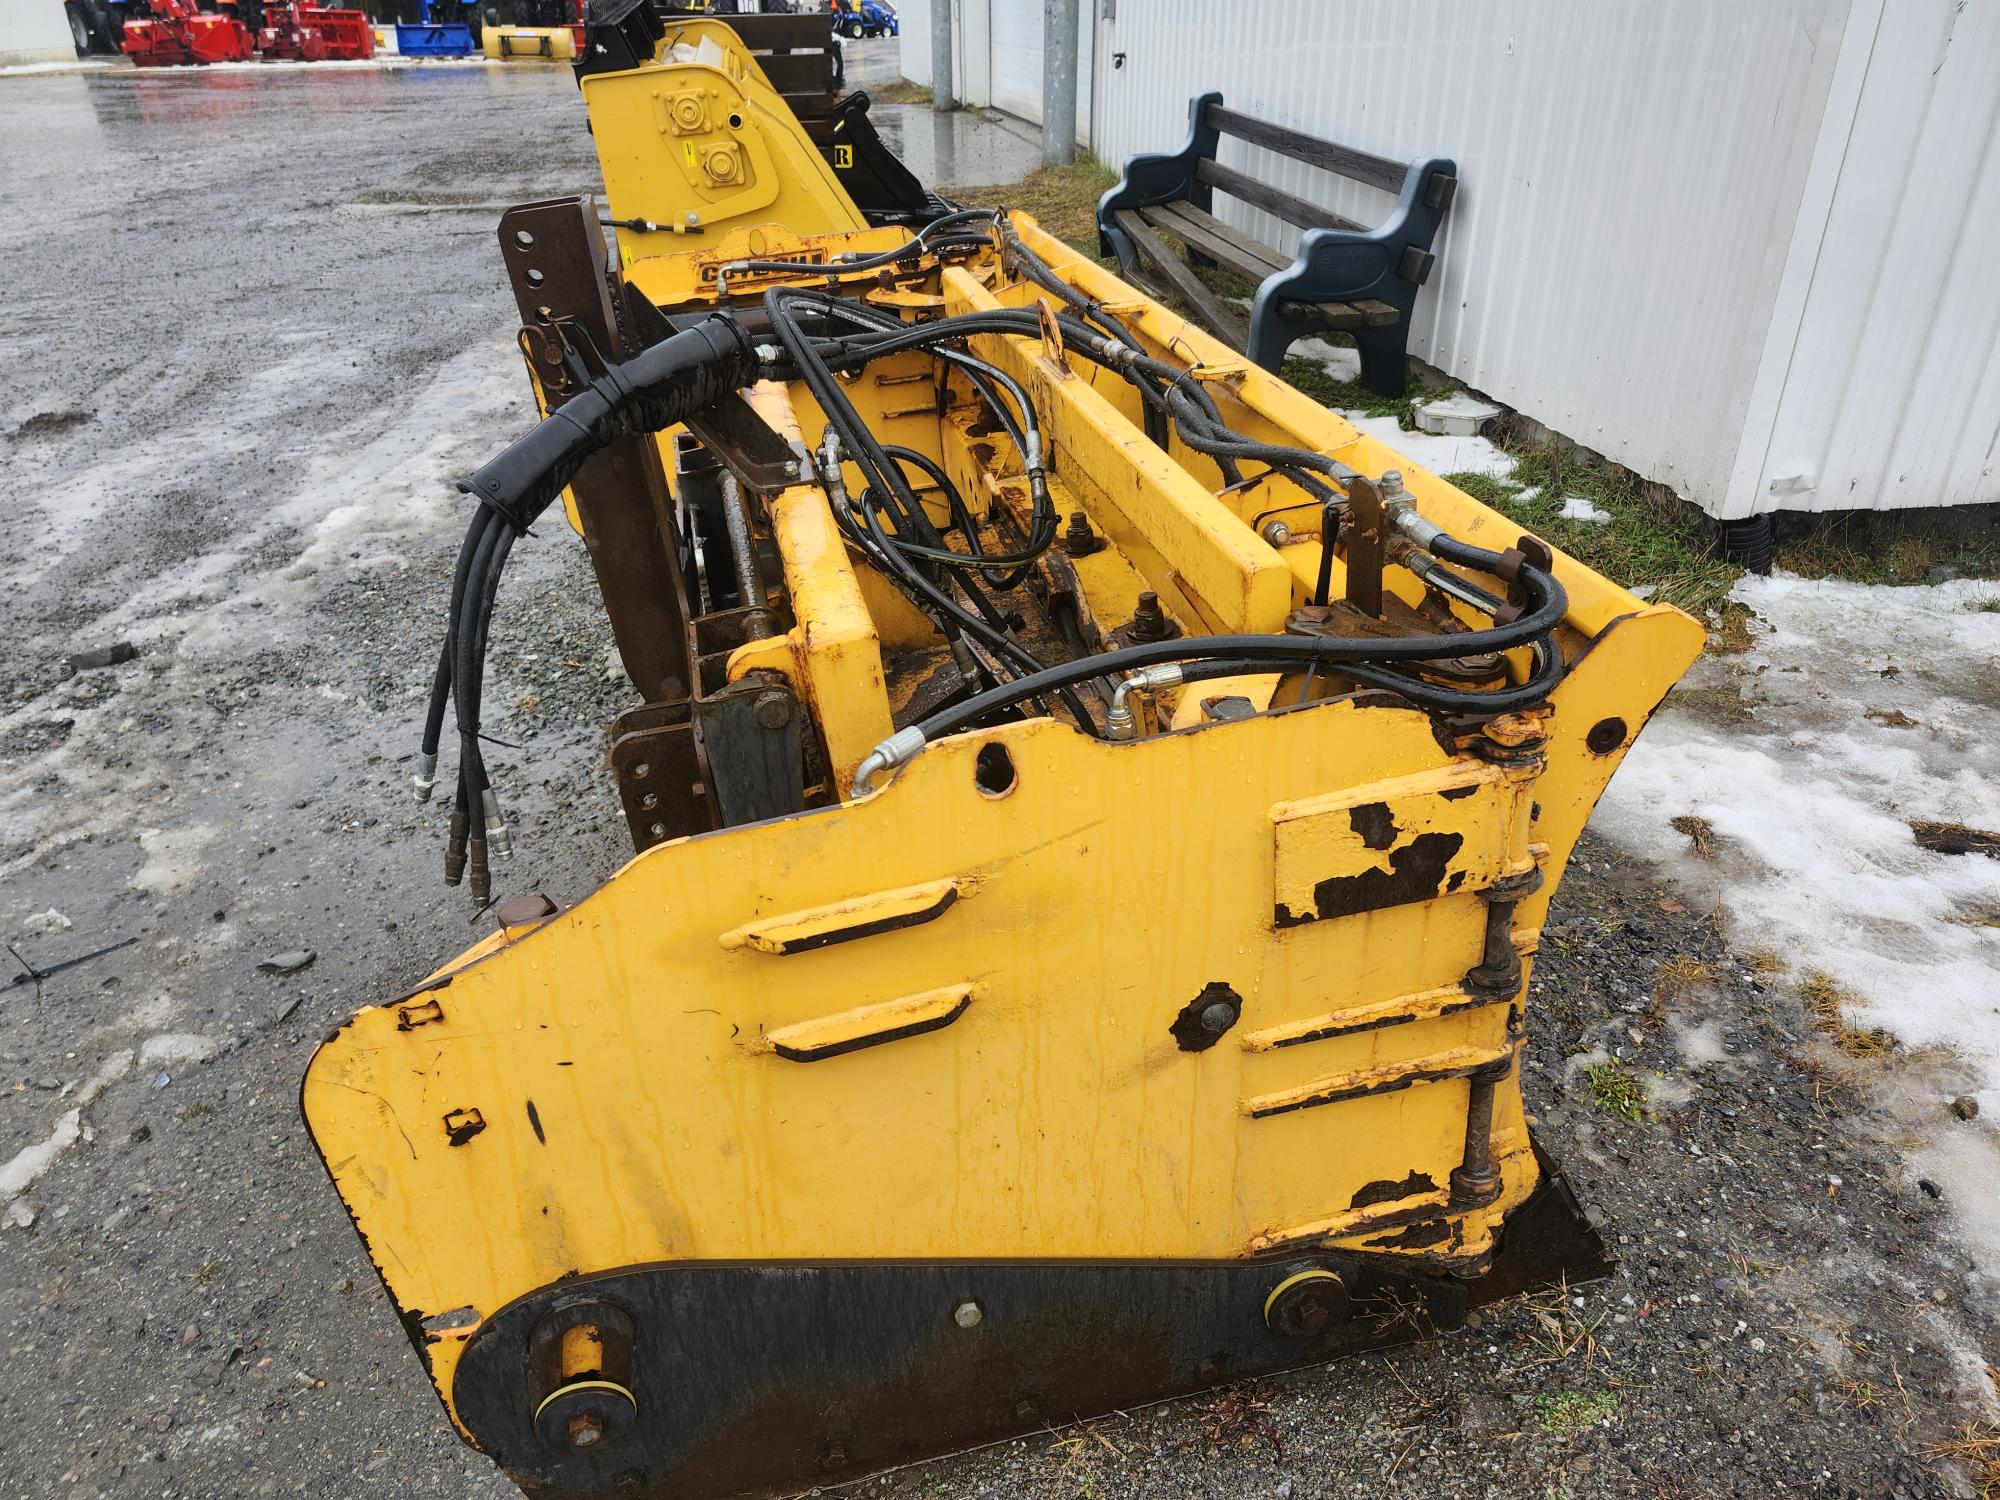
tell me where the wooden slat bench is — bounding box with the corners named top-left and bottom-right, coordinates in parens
top-left (1097, 91), bottom-right (1456, 396)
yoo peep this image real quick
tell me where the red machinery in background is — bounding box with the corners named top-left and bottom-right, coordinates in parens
top-left (119, 0), bottom-right (255, 64)
top-left (255, 0), bottom-right (374, 59)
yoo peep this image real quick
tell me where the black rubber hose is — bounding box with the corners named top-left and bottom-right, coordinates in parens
top-left (916, 626), bottom-right (1569, 743)
top-left (909, 553), bottom-right (1570, 741)
top-left (459, 315), bottom-right (758, 534)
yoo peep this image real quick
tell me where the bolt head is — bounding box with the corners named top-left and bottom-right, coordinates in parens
top-left (752, 690), bottom-right (792, 730)
top-left (953, 1299), bottom-right (982, 1328)
top-left (1199, 1000), bottom-right (1236, 1034)
top-left (567, 1412), bottom-right (604, 1449)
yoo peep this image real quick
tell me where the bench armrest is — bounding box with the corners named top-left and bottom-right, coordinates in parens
top-left (1097, 90), bottom-right (1225, 268)
top-left (1246, 155), bottom-right (1457, 377)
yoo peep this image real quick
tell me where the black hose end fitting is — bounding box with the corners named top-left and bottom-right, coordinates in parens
top-left (444, 811), bottom-right (470, 887)
top-left (468, 838), bottom-right (491, 906)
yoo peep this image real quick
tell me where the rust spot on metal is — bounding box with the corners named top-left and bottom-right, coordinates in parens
top-left (1446, 870), bottom-right (1468, 893)
top-left (1346, 802), bottom-right (1397, 851)
top-left (1365, 1218), bottom-right (1452, 1249)
top-left (396, 998), bottom-right (445, 1031)
top-left (526, 1099), bottom-right (546, 1145)
top-left (443, 1108), bottom-right (486, 1147)
top-left (1439, 783), bottom-right (1478, 801)
top-left (1274, 831), bottom-right (1464, 926)
top-left (1349, 1170), bottom-right (1437, 1210)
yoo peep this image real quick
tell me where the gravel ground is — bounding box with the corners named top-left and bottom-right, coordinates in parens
top-left (1, 45), bottom-right (1994, 1500)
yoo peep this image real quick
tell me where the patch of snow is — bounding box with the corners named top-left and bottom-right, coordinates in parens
top-left (138, 1033), bottom-right (219, 1067)
top-left (1559, 496), bottom-right (1610, 524)
top-left (19, 909), bottom-right (71, 935)
top-left (1289, 337), bottom-right (1362, 383)
top-left (131, 824), bottom-right (213, 899)
top-left (1593, 572), bottom-right (2000, 1266)
top-left (0, 1050), bottom-right (133, 1204)
top-left (1669, 1014), bottom-right (1733, 1069)
top-left (1338, 412), bottom-right (1519, 482)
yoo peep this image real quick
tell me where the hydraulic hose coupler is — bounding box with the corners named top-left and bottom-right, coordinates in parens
top-left (853, 726), bottom-right (926, 795)
top-left (1380, 470), bottom-right (1445, 552)
top-left (413, 751), bottom-right (438, 804)
top-left (446, 816), bottom-right (472, 888)
top-left (481, 787), bottom-right (514, 861)
top-left (468, 838), bottom-right (491, 906)
top-left (1106, 664), bottom-right (1186, 741)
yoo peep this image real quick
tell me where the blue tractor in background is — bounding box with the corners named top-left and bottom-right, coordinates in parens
top-left (830, 0), bottom-right (893, 40)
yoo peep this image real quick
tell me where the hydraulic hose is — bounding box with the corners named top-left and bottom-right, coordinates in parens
top-left (460, 315), bottom-right (758, 534)
top-left (425, 313), bottom-right (764, 895)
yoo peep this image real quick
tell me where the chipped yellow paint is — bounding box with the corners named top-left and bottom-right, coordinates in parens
top-left (1269, 760), bottom-right (1526, 926)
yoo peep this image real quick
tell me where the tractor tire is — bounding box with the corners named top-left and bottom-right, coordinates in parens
top-left (1716, 515), bottom-right (1773, 575)
top-left (67, 0), bottom-right (94, 54)
top-left (840, 17), bottom-right (862, 38)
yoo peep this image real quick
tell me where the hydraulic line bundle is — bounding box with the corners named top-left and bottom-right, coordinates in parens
top-left (305, 19), bottom-right (1703, 1500)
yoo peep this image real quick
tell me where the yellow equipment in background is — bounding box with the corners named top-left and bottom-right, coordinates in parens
top-left (306, 26), bottom-right (1701, 1500)
top-left (480, 22), bottom-right (578, 60)
top-left (579, 18), bottom-right (867, 246)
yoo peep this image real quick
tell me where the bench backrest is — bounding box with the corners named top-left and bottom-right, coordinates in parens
top-left (1193, 98), bottom-right (1456, 235)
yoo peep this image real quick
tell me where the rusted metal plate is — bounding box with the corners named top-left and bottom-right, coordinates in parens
top-left (607, 702), bottom-right (711, 850)
top-left (497, 197), bottom-right (693, 705)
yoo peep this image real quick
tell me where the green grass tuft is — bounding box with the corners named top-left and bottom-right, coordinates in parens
top-left (1536, 1389), bottom-right (1618, 1439)
top-left (1583, 1060), bottom-right (1648, 1123)
top-left (1280, 354), bottom-right (1418, 422)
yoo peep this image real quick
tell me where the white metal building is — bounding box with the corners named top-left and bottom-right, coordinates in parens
top-left (1, 0), bottom-right (76, 64)
top-left (899, 0), bottom-right (2000, 520)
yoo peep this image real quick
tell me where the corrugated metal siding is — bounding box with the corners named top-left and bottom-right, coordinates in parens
top-left (1728, 0), bottom-right (2000, 516)
top-left (1090, 1), bottom-right (1850, 510)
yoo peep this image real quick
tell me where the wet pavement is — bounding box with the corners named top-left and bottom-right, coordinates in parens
top-left (0, 41), bottom-right (1994, 1500)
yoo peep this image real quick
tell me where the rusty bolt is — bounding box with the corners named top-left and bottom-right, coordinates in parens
top-left (1061, 511), bottom-right (1102, 557)
top-left (1290, 1290), bottom-right (1333, 1333)
top-left (953, 1300), bottom-right (983, 1328)
top-left (1127, 591), bottom-right (1171, 643)
top-left (752, 690), bottom-right (792, 730)
top-left (567, 1412), bottom-right (604, 1449)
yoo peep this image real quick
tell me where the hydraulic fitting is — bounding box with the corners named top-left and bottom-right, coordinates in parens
top-left (481, 787), bottom-right (513, 861)
top-left (468, 838), bottom-right (491, 906)
top-left (444, 811), bottom-right (469, 887)
top-left (413, 751), bottom-right (437, 804)
top-left (1106, 663), bottom-right (1186, 741)
top-left (853, 726), bottom-right (927, 795)
top-left (1380, 469), bottom-right (1445, 552)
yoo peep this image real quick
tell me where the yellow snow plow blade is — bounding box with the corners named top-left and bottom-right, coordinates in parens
top-left (303, 47), bottom-right (1701, 1497)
